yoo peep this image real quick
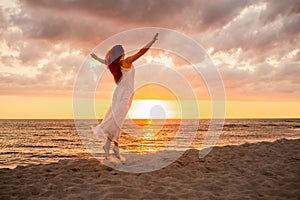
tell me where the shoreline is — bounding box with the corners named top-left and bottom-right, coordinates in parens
top-left (1, 138), bottom-right (299, 199)
top-left (2, 136), bottom-right (300, 171)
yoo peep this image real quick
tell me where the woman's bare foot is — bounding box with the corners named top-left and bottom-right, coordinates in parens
top-left (103, 140), bottom-right (111, 160)
top-left (113, 146), bottom-right (121, 159)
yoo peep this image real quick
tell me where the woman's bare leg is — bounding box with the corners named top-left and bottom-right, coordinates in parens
top-left (113, 141), bottom-right (120, 159)
top-left (103, 137), bottom-right (111, 160)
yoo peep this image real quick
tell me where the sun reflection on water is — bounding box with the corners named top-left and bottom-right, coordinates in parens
top-left (119, 119), bottom-right (180, 154)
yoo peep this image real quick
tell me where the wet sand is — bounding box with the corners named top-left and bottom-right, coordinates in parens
top-left (0, 138), bottom-right (299, 199)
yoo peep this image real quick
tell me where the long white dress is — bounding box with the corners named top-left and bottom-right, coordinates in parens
top-left (93, 65), bottom-right (135, 143)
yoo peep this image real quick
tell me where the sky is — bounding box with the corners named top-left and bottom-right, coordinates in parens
top-left (0, 0), bottom-right (299, 119)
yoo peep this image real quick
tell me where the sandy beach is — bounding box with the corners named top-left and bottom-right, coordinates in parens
top-left (0, 138), bottom-right (299, 199)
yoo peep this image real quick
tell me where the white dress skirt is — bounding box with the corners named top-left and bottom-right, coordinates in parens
top-left (93, 65), bottom-right (135, 143)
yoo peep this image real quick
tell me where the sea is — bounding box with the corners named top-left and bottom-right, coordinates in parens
top-left (0, 119), bottom-right (299, 169)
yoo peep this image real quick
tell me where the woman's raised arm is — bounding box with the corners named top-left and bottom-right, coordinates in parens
top-left (90, 53), bottom-right (106, 65)
top-left (125, 33), bottom-right (158, 64)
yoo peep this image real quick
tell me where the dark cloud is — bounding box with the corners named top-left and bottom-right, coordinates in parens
top-left (274, 62), bottom-right (300, 84)
top-left (0, 62), bottom-right (77, 97)
top-left (195, 0), bottom-right (252, 30)
top-left (21, 0), bottom-right (188, 25)
top-left (15, 0), bottom-right (256, 43)
top-left (11, 8), bottom-right (112, 48)
top-left (259, 0), bottom-right (300, 24)
top-left (4, 0), bottom-right (300, 50)
top-left (282, 13), bottom-right (300, 37)
top-left (0, 0), bottom-right (299, 101)
top-left (197, 1), bottom-right (300, 60)
top-left (219, 61), bottom-right (300, 100)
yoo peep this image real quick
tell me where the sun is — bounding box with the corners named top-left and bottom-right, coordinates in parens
top-left (127, 100), bottom-right (180, 119)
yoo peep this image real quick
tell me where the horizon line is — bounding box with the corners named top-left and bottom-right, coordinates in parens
top-left (0, 117), bottom-right (299, 120)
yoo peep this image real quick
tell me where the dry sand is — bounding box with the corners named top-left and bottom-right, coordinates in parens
top-left (0, 138), bottom-right (299, 199)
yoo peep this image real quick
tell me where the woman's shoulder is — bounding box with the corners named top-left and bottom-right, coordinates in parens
top-left (121, 66), bottom-right (132, 74)
top-left (120, 59), bottom-right (133, 69)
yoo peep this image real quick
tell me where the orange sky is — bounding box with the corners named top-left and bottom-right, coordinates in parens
top-left (0, 1), bottom-right (299, 119)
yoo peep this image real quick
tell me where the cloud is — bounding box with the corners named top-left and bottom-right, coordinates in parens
top-left (194, 0), bottom-right (254, 31)
top-left (218, 59), bottom-right (300, 100)
top-left (198, 2), bottom-right (300, 54)
top-left (0, 0), bottom-right (299, 101)
top-left (259, 0), bottom-right (300, 24)
top-left (15, 0), bottom-right (256, 43)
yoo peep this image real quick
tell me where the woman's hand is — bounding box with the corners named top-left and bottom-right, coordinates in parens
top-left (152, 33), bottom-right (159, 43)
top-left (90, 52), bottom-right (98, 60)
top-left (90, 52), bottom-right (106, 64)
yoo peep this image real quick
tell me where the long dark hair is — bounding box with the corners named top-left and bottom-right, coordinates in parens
top-left (105, 45), bottom-right (124, 83)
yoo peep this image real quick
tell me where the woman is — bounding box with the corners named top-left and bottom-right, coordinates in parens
top-left (91, 33), bottom-right (159, 159)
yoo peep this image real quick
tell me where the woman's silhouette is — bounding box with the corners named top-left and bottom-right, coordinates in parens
top-left (91, 33), bottom-right (159, 159)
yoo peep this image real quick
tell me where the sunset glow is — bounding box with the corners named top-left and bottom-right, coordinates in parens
top-left (127, 100), bottom-right (180, 119)
top-left (0, 1), bottom-right (299, 119)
